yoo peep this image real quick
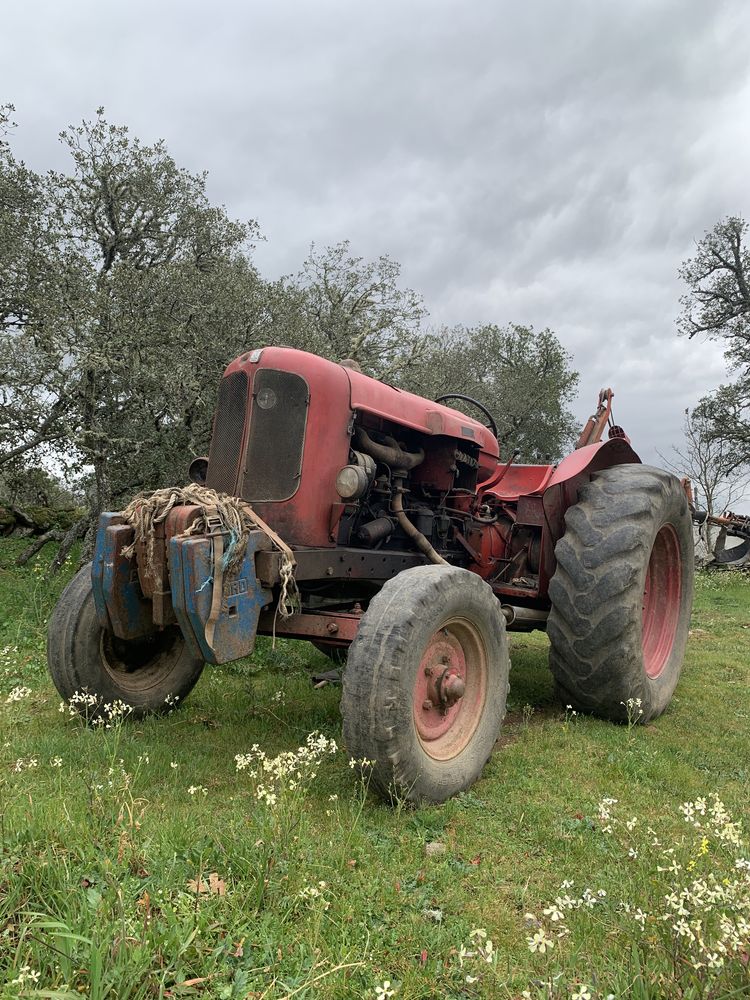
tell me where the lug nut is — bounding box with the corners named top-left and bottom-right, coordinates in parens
top-left (424, 666), bottom-right (433, 677)
top-left (422, 699), bottom-right (433, 711)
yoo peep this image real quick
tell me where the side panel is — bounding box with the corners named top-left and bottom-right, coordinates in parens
top-left (221, 348), bottom-right (354, 548)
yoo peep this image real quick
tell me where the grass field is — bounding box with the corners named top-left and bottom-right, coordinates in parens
top-left (1, 537), bottom-right (749, 999)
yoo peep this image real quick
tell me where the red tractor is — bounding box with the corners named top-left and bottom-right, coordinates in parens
top-left (47, 347), bottom-right (694, 803)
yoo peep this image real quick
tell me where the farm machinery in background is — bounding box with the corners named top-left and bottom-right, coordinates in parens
top-left (47, 348), bottom-right (694, 804)
top-left (687, 491), bottom-right (750, 569)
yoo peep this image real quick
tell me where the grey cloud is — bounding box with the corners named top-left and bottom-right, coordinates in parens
top-left (3, 0), bottom-right (750, 464)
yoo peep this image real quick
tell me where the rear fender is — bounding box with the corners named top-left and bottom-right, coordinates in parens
top-left (538, 438), bottom-right (641, 593)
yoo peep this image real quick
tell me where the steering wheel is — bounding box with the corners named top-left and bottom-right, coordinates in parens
top-left (434, 393), bottom-right (498, 440)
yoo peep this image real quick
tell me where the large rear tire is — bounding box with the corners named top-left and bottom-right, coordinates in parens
top-left (341, 565), bottom-right (509, 804)
top-left (547, 465), bottom-right (693, 722)
top-left (47, 565), bottom-right (205, 718)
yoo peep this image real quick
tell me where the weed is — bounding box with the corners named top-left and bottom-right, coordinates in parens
top-left (0, 544), bottom-right (749, 997)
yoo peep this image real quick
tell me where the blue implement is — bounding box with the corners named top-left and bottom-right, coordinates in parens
top-left (169, 530), bottom-right (272, 665)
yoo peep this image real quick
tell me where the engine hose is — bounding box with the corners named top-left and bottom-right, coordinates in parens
top-left (354, 426), bottom-right (425, 472)
top-left (392, 489), bottom-right (448, 566)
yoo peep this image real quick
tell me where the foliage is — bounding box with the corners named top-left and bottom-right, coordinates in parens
top-left (1, 110), bottom-right (582, 564)
top-left (678, 216), bottom-right (750, 470)
top-left (1, 540), bottom-right (749, 997)
top-left (45, 111), bottom-right (265, 509)
top-left (659, 407), bottom-right (749, 549)
top-left (0, 104), bottom-right (72, 473)
top-left (405, 323), bottom-right (580, 460)
top-left (269, 240), bottom-right (429, 380)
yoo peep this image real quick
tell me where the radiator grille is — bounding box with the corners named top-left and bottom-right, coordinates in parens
top-left (242, 369), bottom-right (309, 502)
top-left (205, 370), bottom-right (248, 496)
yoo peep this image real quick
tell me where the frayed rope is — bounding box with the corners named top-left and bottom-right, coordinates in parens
top-left (120, 484), bottom-right (299, 619)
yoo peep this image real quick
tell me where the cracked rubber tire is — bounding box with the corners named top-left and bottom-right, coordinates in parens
top-left (547, 465), bottom-right (693, 722)
top-left (341, 565), bottom-right (510, 804)
top-left (47, 564), bottom-right (205, 718)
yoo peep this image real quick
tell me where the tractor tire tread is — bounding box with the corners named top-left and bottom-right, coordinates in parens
top-left (547, 464), bottom-right (693, 722)
top-left (341, 565), bottom-right (509, 803)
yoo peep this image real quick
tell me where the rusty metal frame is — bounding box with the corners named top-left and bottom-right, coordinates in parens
top-left (256, 609), bottom-right (361, 645)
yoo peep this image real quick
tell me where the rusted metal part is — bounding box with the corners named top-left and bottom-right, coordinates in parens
top-left (453, 529), bottom-right (485, 566)
top-left (439, 669), bottom-right (466, 707)
top-left (255, 547), bottom-right (427, 586)
top-left (501, 604), bottom-right (549, 629)
top-left (256, 609), bottom-right (361, 644)
top-left (539, 437), bottom-right (641, 594)
top-left (134, 523), bottom-right (161, 600)
top-left (391, 486), bottom-right (447, 566)
top-left (91, 515), bottom-right (154, 641)
top-left (354, 425), bottom-right (424, 472)
top-left (131, 504), bottom-right (203, 626)
top-left (575, 388), bottom-right (614, 448)
top-left (413, 619), bottom-right (486, 758)
top-left (165, 505), bottom-right (203, 540)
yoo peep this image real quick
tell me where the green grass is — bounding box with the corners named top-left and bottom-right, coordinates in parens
top-left (1, 537), bottom-right (749, 998)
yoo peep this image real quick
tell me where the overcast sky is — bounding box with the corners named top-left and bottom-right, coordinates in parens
top-left (4, 0), bottom-right (749, 463)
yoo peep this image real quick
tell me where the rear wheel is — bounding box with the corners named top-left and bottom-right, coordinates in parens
top-left (547, 465), bottom-right (693, 722)
top-left (341, 565), bottom-right (509, 803)
top-left (47, 565), bottom-right (205, 719)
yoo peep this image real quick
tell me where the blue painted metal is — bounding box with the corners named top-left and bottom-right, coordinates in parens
top-left (169, 530), bottom-right (272, 665)
top-left (91, 512), bottom-right (122, 631)
top-left (91, 514), bottom-right (154, 640)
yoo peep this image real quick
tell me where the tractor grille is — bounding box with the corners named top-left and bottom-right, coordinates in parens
top-left (242, 369), bottom-right (309, 502)
top-left (205, 370), bottom-right (248, 496)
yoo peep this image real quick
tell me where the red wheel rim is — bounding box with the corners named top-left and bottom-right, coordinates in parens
top-left (642, 524), bottom-right (682, 679)
top-left (412, 617), bottom-right (488, 761)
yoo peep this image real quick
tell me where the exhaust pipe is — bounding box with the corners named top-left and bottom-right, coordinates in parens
top-left (501, 605), bottom-right (548, 629)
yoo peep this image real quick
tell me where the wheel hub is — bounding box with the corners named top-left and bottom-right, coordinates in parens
top-left (412, 619), bottom-right (488, 760)
top-left (437, 668), bottom-right (466, 708)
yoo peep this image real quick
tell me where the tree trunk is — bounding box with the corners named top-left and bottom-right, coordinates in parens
top-left (48, 517), bottom-right (89, 576)
top-left (16, 529), bottom-right (64, 565)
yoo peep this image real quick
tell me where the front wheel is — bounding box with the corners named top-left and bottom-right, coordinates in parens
top-left (47, 565), bottom-right (205, 718)
top-left (341, 565), bottom-right (510, 804)
top-left (547, 465), bottom-right (694, 722)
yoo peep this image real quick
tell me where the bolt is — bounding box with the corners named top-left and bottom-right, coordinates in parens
top-left (424, 666), bottom-right (433, 677)
top-left (326, 622), bottom-right (339, 634)
top-left (440, 655), bottom-right (450, 665)
top-left (422, 699), bottom-right (433, 711)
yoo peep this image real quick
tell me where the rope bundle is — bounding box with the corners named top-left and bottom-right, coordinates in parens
top-left (120, 484), bottom-right (299, 618)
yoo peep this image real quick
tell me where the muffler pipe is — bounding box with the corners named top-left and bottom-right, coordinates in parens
top-left (501, 605), bottom-right (549, 627)
top-left (354, 427), bottom-right (424, 472)
top-left (392, 489), bottom-right (448, 566)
